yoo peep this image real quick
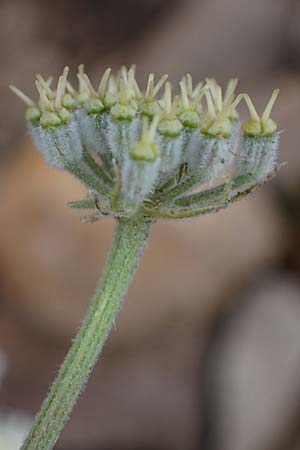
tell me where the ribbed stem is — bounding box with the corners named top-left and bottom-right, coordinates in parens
top-left (22, 215), bottom-right (152, 450)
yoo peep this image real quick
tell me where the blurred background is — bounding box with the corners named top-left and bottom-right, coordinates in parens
top-left (0, 0), bottom-right (300, 449)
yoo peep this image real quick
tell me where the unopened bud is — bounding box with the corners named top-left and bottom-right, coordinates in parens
top-left (40, 111), bottom-right (61, 128)
top-left (158, 119), bottom-right (182, 137)
top-left (57, 107), bottom-right (71, 124)
top-left (206, 118), bottom-right (232, 138)
top-left (111, 103), bottom-right (137, 121)
top-left (25, 106), bottom-right (41, 124)
top-left (62, 93), bottom-right (76, 110)
top-left (84, 98), bottom-right (105, 115)
top-left (178, 110), bottom-right (199, 128)
top-left (130, 140), bottom-right (159, 162)
top-left (262, 117), bottom-right (277, 137)
top-left (244, 119), bottom-right (262, 137)
top-left (141, 101), bottom-right (161, 118)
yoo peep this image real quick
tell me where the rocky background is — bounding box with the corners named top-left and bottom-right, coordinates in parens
top-left (0, 0), bottom-right (300, 449)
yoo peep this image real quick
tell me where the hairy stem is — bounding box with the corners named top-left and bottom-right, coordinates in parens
top-left (22, 215), bottom-right (152, 450)
top-left (82, 147), bottom-right (113, 185)
top-left (144, 182), bottom-right (260, 219)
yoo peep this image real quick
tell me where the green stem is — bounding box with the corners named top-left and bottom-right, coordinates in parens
top-left (82, 148), bottom-right (113, 185)
top-left (22, 215), bottom-right (152, 450)
top-left (144, 182), bottom-right (259, 220)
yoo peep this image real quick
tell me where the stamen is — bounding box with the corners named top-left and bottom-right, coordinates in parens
top-left (204, 90), bottom-right (216, 119)
top-left (180, 79), bottom-right (190, 110)
top-left (163, 82), bottom-right (172, 115)
top-left (230, 93), bottom-right (244, 111)
top-left (190, 87), bottom-right (205, 109)
top-left (180, 75), bottom-right (186, 89)
top-left (114, 70), bottom-right (122, 92)
top-left (119, 77), bottom-right (127, 103)
top-left (77, 74), bottom-right (88, 95)
top-left (78, 64), bottom-right (84, 77)
top-left (66, 81), bottom-right (77, 96)
top-left (120, 66), bottom-right (128, 84)
top-left (141, 116), bottom-right (149, 136)
top-left (46, 77), bottom-right (53, 87)
top-left (192, 81), bottom-right (203, 99)
top-left (107, 74), bottom-right (117, 94)
top-left (128, 64), bottom-right (137, 87)
top-left (78, 64), bottom-right (87, 94)
top-left (205, 78), bottom-right (217, 89)
top-left (127, 67), bottom-right (135, 97)
top-left (141, 114), bottom-right (160, 140)
top-left (97, 68), bottom-right (111, 96)
top-left (36, 74), bottom-right (55, 99)
top-left (152, 74), bottom-right (168, 98)
top-left (171, 95), bottom-right (180, 115)
top-left (243, 94), bottom-right (260, 121)
top-left (61, 67), bottom-right (69, 95)
top-left (132, 77), bottom-right (142, 99)
top-left (224, 79), bottom-right (238, 104)
top-left (148, 114), bottom-right (160, 139)
top-left (35, 80), bottom-right (51, 109)
top-left (205, 79), bottom-right (224, 113)
top-left (83, 74), bottom-right (98, 97)
top-left (216, 86), bottom-right (223, 112)
top-left (219, 93), bottom-right (243, 119)
top-left (55, 76), bottom-right (64, 110)
top-left (55, 67), bottom-right (69, 110)
top-left (211, 84), bottom-right (222, 113)
top-left (186, 74), bottom-right (193, 98)
top-left (9, 85), bottom-right (35, 106)
top-left (262, 89), bottom-right (279, 121)
top-left (145, 73), bottom-right (154, 99)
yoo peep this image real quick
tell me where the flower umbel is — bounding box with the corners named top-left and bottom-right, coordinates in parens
top-left (10, 65), bottom-right (281, 450)
top-left (10, 65), bottom-right (281, 221)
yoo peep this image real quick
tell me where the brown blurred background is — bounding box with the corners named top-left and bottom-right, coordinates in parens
top-left (0, 0), bottom-right (300, 449)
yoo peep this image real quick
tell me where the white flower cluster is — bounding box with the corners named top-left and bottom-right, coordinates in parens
top-left (10, 65), bottom-right (280, 220)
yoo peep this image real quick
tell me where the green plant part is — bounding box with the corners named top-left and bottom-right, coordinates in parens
top-left (243, 89), bottom-right (279, 137)
top-left (10, 64), bottom-right (281, 450)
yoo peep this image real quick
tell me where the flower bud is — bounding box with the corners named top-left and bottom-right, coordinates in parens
top-left (178, 110), bottom-right (199, 128)
top-left (40, 111), bottom-right (61, 128)
top-left (243, 90), bottom-right (279, 137)
top-left (130, 140), bottom-right (159, 162)
top-left (141, 101), bottom-right (161, 119)
top-left (25, 106), bottom-right (41, 124)
top-left (121, 116), bottom-right (161, 208)
top-left (84, 98), bottom-right (105, 115)
top-left (62, 93), bottom-right (76, 110)
top-left (262, 117), bottom-right (277, 137)
top-left (158, 118), bottom-right (182, 137)
top-left (244, 119), bottom-right (262, 137)
top-left (57, 107), bottom-right (71, 124)
top-left (103, 92), bottom-right (116, 108)
top-left (205, 118), bottom-right (232, 138)
top-left (110, 103), bottom-right (137, 121)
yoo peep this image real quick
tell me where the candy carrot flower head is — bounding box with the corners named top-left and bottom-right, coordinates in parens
top-left (10, 65), bottom-right (281, 221)
top-left (10, 65), bottom-right (282, 450)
